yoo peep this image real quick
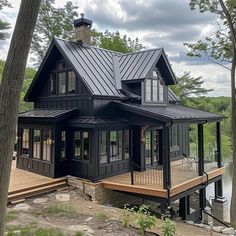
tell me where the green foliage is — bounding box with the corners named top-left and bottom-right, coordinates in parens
top-left (170, 71), bottom-right (212, 103)
top-left (161, 218), bottom-right (176, 236)
top-left (133, 205), bottom-right (156, 236)
top-left (185, 0), bottom-right (236, 68)
top-left (32, 0), bottom-right (78, 63)
top-left (91, 29), bottom-right (145, 53)
top-left (122, 204), bottom-right (132, 228)
top-left (0, 60), bottom-right (35, 112)
top-left (0, 0), bottom-right (11, 40)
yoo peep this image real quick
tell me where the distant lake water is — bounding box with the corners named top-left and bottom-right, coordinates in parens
top-left (206, 159), bottom-right (232, 221)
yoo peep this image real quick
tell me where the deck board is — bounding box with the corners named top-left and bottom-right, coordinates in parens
top-left (101, 165), bottom-right (224, 199)
top-left (9, 161), bottom-right (61, 193)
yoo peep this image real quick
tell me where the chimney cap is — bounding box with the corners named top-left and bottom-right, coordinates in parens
top-left (74, 14), bottom-right (92, 28)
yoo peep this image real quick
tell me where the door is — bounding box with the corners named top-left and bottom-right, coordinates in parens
top-left (145, 129), bottom-right (160, 167)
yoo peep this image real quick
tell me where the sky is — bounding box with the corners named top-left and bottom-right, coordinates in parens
top-left (0, 0), bottom-right (231, 97)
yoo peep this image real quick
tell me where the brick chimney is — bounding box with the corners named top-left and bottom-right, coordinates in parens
top-left (73, 13), bottom-right (92, 46)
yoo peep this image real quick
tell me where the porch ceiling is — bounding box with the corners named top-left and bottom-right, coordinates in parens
top-left (114, 102), bottom-right (224, 123)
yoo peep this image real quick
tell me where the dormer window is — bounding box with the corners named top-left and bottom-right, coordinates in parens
top-left (144, 69), bottom-right (165, 103)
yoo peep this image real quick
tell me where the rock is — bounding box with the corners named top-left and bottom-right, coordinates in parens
top-left (212, 226), bottom-right (224, 233)
top-left (85, 217), bottom-right (93, 222)
top-left (195, 223), bottom-right (205, 228)
top-left (221, 227), bottom-right (235, 235)
top-left (88, 205), bottom-right (92, 209)
top-left (13, 203), bottom-right (30, 211)
top-left (10, 199), bottom-right (26, 205)
top-left (185, 220), bottom-right (194, 225)
top-left (68, 225), bottom-right (95, 235)
top-left (33, 198), bottom-right (48, 204)
top-left (55, 193), bottom-right (70, 202)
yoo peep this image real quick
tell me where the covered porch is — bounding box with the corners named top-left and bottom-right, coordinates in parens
top-left (107, 101), bottom-right (225, 221)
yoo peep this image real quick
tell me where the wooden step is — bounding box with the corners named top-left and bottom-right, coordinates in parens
top-left (8, 181), bottom-right (67, 203)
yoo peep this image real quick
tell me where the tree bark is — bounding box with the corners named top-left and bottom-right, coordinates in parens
top-left (0, 0), bottom-right (41, 234)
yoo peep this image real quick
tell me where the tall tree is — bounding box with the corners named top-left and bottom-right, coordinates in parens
top-left (0, 0), bottom-right (41, 234)
top-left (0, 0), bottom-right (11, 40)
top-left (171, 71), bottom-right (212, 103)
top-left (91, 29), bottom-right (144, 53)
top-left (185, 0), bottom-right (236, 226)
top-left (31, 0), bottom-right (78, 63)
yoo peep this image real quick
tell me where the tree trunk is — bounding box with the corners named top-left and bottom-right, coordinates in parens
top-left (230, 49), bottom-right (236, 227)
top-left (0, 0), bottom-right (41, 234)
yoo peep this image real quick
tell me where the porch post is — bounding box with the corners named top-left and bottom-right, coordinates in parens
top-left (198, 123), bottom-right (206, 215)
top-left (162, 124), bottom-right (171, 190)
top-left (215, 121), bottom-right (223, 198)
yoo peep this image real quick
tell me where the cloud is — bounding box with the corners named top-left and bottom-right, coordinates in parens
top-left (0, 0), bottom-right (231, 97)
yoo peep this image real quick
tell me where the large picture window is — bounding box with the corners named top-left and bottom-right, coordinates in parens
top-left (58, 72), bottom-right (66, 95)
top-left (100, 130), bottom-right (130, 164)
top-left (68, 71), bottom-right (76, 94)
top-left (21, 129), bottom-right (29, 156)
top-left (73, 131), bottom-right (90, 161)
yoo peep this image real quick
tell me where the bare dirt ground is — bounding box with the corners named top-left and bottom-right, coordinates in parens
top-left (5, 187), bottom-right (223, 236)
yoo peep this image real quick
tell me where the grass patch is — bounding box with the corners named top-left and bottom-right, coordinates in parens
top-left (95, 212), bottom-right (109, 222)
top-left (44, 204), bottom-right (76, 218)
top-left (75, 231), bottom-right (83, 236)
top-left (5, 211), bottom-right (18, 223)
top-left (6, 227), bottom-right (65, 236)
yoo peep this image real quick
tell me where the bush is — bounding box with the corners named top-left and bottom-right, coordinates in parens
top-left (161, 218), bottom-right (176, 236)
top-left (134, 205), bottom-right (156, 236)
top-left (122, 204), bottom-right (133, 228)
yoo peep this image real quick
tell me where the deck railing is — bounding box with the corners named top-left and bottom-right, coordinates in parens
top-left (131, 161), bottom-right (163, 186)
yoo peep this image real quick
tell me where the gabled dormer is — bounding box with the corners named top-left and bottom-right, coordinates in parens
top-left (142, 68), bottom-right (168, 104)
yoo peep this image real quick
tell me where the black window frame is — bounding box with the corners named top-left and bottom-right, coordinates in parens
top-left (73, 130), bottom-right (90, 162)
top-left (49, 60), bottom-right (77, 96)
top-left (99, 129), bottom-right (131, 165)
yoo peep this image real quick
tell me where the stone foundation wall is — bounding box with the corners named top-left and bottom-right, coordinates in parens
top-left (67, 176), bottom-right (143, 207)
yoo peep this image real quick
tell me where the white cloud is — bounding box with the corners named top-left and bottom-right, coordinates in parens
top-left (0, 0), bottom-right (231, 97)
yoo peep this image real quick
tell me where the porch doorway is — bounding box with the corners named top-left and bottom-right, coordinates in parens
top-left (145, 129), bottom-right (161, 167)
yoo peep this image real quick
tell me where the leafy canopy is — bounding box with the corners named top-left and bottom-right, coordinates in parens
top-left (170, 71), bottom-right (212, 103)
top-left (0, 0), bottom-right (11, 40)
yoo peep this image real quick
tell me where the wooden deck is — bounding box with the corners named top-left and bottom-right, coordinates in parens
top-left (101, 165), bottom-right (224, 199)
top-left (9, 161), bottom-right (66, 200)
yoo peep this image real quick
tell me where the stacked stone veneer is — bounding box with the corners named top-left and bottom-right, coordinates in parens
top-left (74, 25), bottom-right (91, 45)
top-left (212, 197), bottom-right (229, 225)
top-left (67, 176), bottom-right (143, 207)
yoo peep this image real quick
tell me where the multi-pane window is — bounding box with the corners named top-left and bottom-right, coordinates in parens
top-left (61, 131), bottom-right (66, 159)
top-left (100, 131), bottom-right (108, 164)
top-left (100, 130), bottom-right (130, 164)
top-left (58, 72), bottom-right (66, 95)
top-left (74, 131), bottom-right (81, 159)
top-left (42, 129), bottom-right (51, 161)
top-left (153, 130), bottom-right (159, 164)
top-left (170, 125), bottom-right (178, 147)
top-left (21, 129), bottom-right (29, 156)
top-left (83, 132), bottom-right (89, 160)
top-left (145, 131), bottom-right (151, 165)
top-left (50, 74), bottom-right (56, 96)
top-left (73, 131), bottom-right (90, 161)
top-left (33, 129), bottom-right (41, 159)
top-left (124, 130), bottom-right (130, 159)
top-left (68, 71), bottom-right (76, 94)
top-left (144, 69), bottom-right (165, 103)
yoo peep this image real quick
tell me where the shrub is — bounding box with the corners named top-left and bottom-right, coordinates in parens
top-left (161, 218), bottom-right (176, 236)
top-left (134, 205), bottom-right (156, 236)
top-left (121, 204), bottom-right (133, 228)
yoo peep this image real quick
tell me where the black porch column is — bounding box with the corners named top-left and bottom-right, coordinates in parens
top-left (198, 123), bottom-right (206, 213)
top-left (215, 122), bottom-right (223, 198)
top-left (179, 196), bottom-right (190, 220)
top-left (162, 124), bottom-right (171, 190)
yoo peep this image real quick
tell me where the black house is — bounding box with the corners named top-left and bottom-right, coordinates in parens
top-left (17, 16), bottom-right (225, 220)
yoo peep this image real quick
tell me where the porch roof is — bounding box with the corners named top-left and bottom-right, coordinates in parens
top-left (18, 109), bottom-right (77, 121)
top-left (68, 116), bottom-right (129, 128)
top-left (115, 102), bottom-right (224, 123)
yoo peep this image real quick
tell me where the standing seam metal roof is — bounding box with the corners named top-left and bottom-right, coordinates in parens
top-left (54, 38), bottom-right (165, 96)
